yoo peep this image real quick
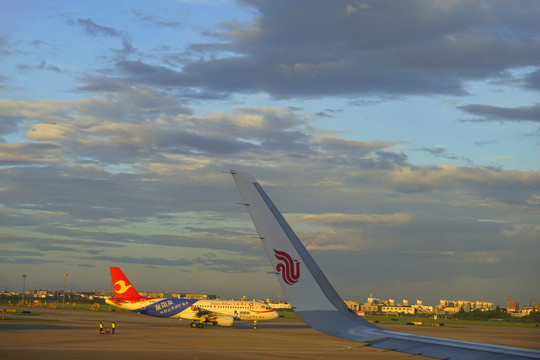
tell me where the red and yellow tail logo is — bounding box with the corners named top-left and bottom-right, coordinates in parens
top-left (113, 280), bottom-right (133, 294)
top-left (110, 267), bottom-right (143, 299)
top-left (274, 249), bottom-right (300, 285)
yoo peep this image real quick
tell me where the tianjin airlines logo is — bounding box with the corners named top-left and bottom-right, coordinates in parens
top-left (114, 280), bottom-right (133, 294)
top-left (274, 249), bottom-right (300, 285)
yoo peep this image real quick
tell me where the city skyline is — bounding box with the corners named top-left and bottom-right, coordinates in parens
top-left (0, 286), bottom-right (510, 308)
top-left (1, 1), bottom-right (539, 307)
top-left (2, 275), bottom-right (535, 309)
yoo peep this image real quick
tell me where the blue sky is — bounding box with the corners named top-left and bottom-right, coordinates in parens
top-left (1, 0), bottom-right (539, 307)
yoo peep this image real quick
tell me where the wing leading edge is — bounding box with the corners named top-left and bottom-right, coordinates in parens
top-left (230, 170), bottom-right (540, 360)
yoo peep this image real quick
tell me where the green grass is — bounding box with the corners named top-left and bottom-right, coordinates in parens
top-left (276, 311), bottom-right (538, 327)
top-left (276, 310), bottom-right (299, 319)
top-left (0, 300), bottom-right (123, 312)
top-left (362, 315), bottom-right (539, 328)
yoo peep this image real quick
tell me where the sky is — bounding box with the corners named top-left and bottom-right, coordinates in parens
top-left (1, 0), bottom-right (539, 307)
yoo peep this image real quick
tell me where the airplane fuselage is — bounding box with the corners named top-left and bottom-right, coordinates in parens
top-left (106, 297), bottom-right (278, 323)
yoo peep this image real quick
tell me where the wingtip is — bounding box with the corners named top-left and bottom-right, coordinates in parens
top-left (229, 169), bottom-right (258, 183)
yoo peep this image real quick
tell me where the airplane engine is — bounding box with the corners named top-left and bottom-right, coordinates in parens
top-left (214, 315), bottom-right (234, 326)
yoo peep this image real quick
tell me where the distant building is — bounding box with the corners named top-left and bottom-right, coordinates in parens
top-left (28, 289), bottom-right (55, 299)
top-left (176, 293), bottom-right (217, 300)
top-left (517, 307), bottom-right (536, 317)
top-left (443, 307), bottom-right (461, 313)
top-left (438, 299), bottom-right (495, 312)
top-left (77, 290), bottom-right (112, 300)
top-left (507, 299), bottom-right (520, 313)
top-left (361, 303), bottom-right (382, 314)
top-left (139, 292), bottom-right (217, 299)
top-left (475, 301), bottom-right (495, 310)
top-left (344, 300), bottom-right (360, 312)
top-left (367, 294), bottom-right (381, 304)
top-left (267, 301), bottom-right (292, 309)
top-left (381, 306), bottom-right (416, 315)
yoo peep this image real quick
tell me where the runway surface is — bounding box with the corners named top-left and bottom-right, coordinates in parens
top-left (2, 307), bottom-right (539, 359)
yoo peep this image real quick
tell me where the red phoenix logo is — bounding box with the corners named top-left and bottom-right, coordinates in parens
top-left (274, 249), bottom-right (300, 285)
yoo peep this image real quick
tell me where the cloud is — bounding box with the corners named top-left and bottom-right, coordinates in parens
top-left (459, 103), bottom-right (540, 123)
top-left (1, 250), bottom-right (43, 257)
top-left (0, 98), bottom-right (76, 124)
top-left (420, 145), bottom-right (468, 163)
top-left (374, 151), bottom-right (409, 167)
top-left (313, 136), bottom-right (391, 156)
top-left (299, 212), bottom-right (415, 228)
top-left (289, 211), bottom-right (540, 301)
top-left (26, 123), bottom-right (77, 141)
top-left (68, 18), bottom-right (135, 55)
top-left (474, 140), bottom-right (498, 146)
top-left (0, 231), bottom-right (123, 252)
top-left (37, 61), bottom-right (61, 73)
top-left (0, 142), bottom-right (63, 164)
top-left (1, 86), bottom-right (539, 302)
top-left (3, 93), bottom-right (539, 219)
top-left (524, 68), bottom-right (540, 90)
top-left (131, 9), bottom-right (182, 29)
top-left (76, 18), bottom-right (122, 38)
top-left (117, 39), bottom-right (136, 55)
top-left (7, 89), bottom-right (539, 218)
top-left (77, 0), bottom-right (540, 99)
top-left (295, 212), bottom-right (518, 253)
top-left (0, 115), bottom-right (20, 137)
top-left (0, 257), bottom-right (58, 265)
top-left (0, 37), bottom-right (16, 56)
top-left (385, 164), bottom-right (540, 192)
top-left (89, 255), bottom-right (193, 267)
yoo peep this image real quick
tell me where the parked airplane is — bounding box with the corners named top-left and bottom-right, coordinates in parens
top-left (230, 170), bottom-right (540, 359)
top-left (105, 267), bottom-right (278, 329)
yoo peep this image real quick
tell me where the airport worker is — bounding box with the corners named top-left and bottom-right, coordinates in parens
top-left (112, 322), bottom-right (116, 334)
top-left (99, 321), bottom-right (104, 334)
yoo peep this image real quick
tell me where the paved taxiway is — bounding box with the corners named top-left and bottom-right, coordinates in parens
top-left (2, 307), bottom-right (539, 360)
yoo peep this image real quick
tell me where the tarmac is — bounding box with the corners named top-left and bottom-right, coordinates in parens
top-left (1, 307), bottom-right (539, 360)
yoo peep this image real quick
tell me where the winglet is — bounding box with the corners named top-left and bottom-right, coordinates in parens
top-left (230, 170), bottom-right (379, 341)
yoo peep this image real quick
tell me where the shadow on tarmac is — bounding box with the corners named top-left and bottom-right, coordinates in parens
top-left (0, 323), bottom-right (78, 331)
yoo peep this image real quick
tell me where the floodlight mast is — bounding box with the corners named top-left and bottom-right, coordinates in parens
top-left (21, 274), bottom-right (28, 306)
top-left (62, 273), bottom-right (69, 308)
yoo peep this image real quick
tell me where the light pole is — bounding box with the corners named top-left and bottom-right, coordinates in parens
top-left (62, 273), bottom-right (69, 308)
top-left (21, 274), bottom-right (28, 306)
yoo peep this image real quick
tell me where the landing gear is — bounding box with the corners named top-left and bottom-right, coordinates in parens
top-left (253, 320), bottom-right (257, 330)
top-left (190, 321), bottom-right (204, 329)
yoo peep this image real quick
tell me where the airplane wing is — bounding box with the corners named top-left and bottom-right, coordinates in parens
top-left (230, 170), bottom-right (540, 360)
top-left (192, 306), bottom-right (212, 317)
top-left (189, 306), bottom-right (235, 326)
top-left (191, 306), bottom-right (223, 319)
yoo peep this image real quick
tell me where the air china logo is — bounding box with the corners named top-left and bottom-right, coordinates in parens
top-left (274, 249), bottom-right (300, 285)
top-left (114, 280), bottom-right (133, 294)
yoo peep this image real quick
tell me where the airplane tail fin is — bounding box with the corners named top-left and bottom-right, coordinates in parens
top-left (110, 267), bottom-right (144, 300)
